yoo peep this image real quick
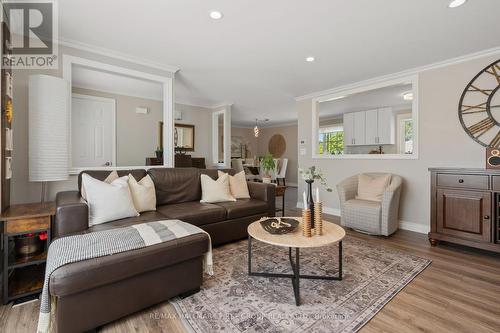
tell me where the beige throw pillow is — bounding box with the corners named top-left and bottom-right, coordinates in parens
top-left (81, 170), bottom-right (118, 201)
top-left (200, 173), bottom-right (236, 203)
top-left (218, 170), bottom-right (250, 199)
top-left (82, 174), bottom-right (139, 226)
top-left (356, 174), bottom-right (392, 202)
top-left (128, 174), bottom-right (157, 213)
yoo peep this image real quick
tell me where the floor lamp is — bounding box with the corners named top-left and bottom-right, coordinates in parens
top-left (29, 75), bottom-right (70, 202)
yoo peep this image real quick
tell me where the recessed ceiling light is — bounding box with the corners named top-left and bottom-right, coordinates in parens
top-left (448, 0), bottom-right (467, 8)
top-left (306, 56), bottom-right (315, 62)
top-left (209, 10), bottom-right (223, 20)
top-left (403, 92), bottom-right (414, 101)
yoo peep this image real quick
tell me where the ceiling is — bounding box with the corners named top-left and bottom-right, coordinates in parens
top-left (72, 65), bottom-right (163, 101)
top-left (319, 84), bottom-right (413, 118)
top-left (58, 0), bottom-right (500, 127)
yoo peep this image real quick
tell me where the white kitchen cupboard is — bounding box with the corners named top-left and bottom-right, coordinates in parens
top-left (343, 111), bottom-right (366, 146)
top-left (343, 108), bottom-right (395, 146)
top-left (376, 107), bottom-right (395, 144)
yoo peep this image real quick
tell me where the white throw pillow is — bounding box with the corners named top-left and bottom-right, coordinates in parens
top-left (81, 170), bottom-right (118, 201)
top-left (82, 174), bottom-right (139, 226)
top-left (218, 170), bottom-right (250, 199)
top-left (200, 173), bottom-right (236, 203)
top-left (356, 174), bottom-right (392, 202)
top-left (128, 174), bottom-right (157, 212)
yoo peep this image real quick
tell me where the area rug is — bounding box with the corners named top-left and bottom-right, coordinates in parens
top-left (170, 235), bottom-right (431, 333)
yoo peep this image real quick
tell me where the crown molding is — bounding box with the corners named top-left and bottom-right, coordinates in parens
top-left (211, 102), bottom-right (234, 109)
top-left (58, 38), bottom-right (180, 74)
top-left (295, 46), bottom-right (500, 101)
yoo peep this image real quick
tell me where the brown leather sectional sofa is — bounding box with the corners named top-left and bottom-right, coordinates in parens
top-left (52, 167), bottom-right (275, 332)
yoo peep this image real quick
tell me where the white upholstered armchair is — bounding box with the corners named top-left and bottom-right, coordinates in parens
top-left (336, 173), bottom-right (403, 236)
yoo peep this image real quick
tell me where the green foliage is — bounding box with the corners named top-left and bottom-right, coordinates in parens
top-left (404, 120), bottom-right (413, 141)
top-left (318, 131), bottom-right (344, 154)
top-left (261, 153), bottom-right (276, 174)
top-left (298, 166), bottom-right (333, 192)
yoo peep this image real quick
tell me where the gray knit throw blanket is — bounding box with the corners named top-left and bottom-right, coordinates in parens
top-left (37, 220), bottom-right (213, 333)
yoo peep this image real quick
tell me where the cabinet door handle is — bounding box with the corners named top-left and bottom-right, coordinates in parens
top-left (484, 215), bottom-right (490, 220)
top-left (458, 179), bottom-right (464, 183)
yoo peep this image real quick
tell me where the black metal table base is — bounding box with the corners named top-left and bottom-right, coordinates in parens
top-left (247, 236), bottom-right (343, 306)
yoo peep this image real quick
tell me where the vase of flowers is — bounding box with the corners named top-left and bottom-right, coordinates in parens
top-left (299, 166), bottom-right (332, 228)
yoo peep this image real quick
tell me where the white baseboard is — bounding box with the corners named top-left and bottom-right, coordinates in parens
top-left (295, 202), bottom-right (429, 234)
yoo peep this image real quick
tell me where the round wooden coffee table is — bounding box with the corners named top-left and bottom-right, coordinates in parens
top-left (247, 218), bottom-right (346, 306)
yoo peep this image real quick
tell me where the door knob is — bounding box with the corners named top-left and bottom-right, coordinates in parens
top-left (458, 179), bottom-right (464, 183)
top-left (484, 215), bottom-right (490, 220)
top-left (104, 161), bottom-right (111, 166)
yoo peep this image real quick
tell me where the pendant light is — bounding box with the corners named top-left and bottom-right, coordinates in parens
top-left (254, 119), bottom-right (260, 138)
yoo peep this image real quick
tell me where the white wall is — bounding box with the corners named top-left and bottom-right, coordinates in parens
top-left (257, 125), bottom-right (298, 186)
top-left (73, 87), bottom-right (164, 166)
top-left (11, 44), bottom-right (175, 204)
top-left (175, 103), bottom-right (213, 162)
top-left (297, 53), bottom-right (500, 233)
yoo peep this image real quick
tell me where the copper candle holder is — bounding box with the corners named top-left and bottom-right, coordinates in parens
top-left (302, 208), bottom-right (312, 237)
top-left (314, 202), bottom-right (323, 236)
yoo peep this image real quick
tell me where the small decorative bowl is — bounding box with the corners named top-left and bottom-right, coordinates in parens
top-left (260, 217), bottom-right (299, 234)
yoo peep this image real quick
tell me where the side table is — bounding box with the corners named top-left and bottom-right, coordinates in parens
top-left (1, 202), bottom-right (55, 304)
top-left (275, 185), bottom-right (287, 216)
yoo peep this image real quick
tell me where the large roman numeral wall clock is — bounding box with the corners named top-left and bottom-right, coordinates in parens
top-left (459, 59), bottom-right (500, 147)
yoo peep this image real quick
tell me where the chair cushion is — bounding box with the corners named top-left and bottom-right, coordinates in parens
top-left (356, 173), bottom-right (391, 201)
top-left (157, 202), bottom-right (227, 226)
top-left (343, 199), bottom-right (382, 234)
top-left (214, 199), bottom-right (268, 219)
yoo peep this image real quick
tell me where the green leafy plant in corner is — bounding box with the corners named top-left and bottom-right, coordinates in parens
top-left (261, 153), bottom-right (276, 177)
top-left (298, 166), bottom-right (333, 192)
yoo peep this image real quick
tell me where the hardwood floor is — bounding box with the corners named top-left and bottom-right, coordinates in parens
top-left (1, 187), bottom-right (499, 333)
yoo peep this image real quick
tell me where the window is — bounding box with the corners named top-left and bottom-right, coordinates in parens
top-left (318, 125), bottom-right (344, 155)
top-left (398, 117), bottom-right (413, 154)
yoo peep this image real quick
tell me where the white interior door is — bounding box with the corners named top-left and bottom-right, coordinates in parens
top-left (72, 94), bottom-right (115, 167)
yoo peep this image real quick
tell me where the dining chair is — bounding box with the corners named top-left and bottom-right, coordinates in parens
top-left (276, 158), bottom-right (288, 186)
top-left (231, 158), bottom-right (244, 173)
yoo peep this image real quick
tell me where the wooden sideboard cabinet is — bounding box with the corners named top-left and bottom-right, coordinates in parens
top-left (429, 168), bottom-right (500, 253)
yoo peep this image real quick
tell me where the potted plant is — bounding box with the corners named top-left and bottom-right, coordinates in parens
top-left (260, 153), bottom-right (275, 184)
top-left (155, 147), bottom-right (163, 159)
top-left (299, 166), bottom-right (332, 228)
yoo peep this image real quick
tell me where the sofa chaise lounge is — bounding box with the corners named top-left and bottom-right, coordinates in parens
top-left (51, 167), bottom-right (275, 332)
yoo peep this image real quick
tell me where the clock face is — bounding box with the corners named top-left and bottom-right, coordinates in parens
top-left (459, 59), bottom-right (500, 147)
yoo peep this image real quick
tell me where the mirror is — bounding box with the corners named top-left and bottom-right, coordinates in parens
top-left (69, 63), bottom-right (166, 168)
top-left (313, 77), bottom-right (417, 158)
top-left (212, 108), bottom-right (230, 167)
top-left (174, 124), bottom-right (195, 151)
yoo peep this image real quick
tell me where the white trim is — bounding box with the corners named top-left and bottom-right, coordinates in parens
top-left (71, 93), bottom-right (117, 167)
top-left (212, 106), bottom-right (231, 168)
top-left (311, 75), bottom-right (419, 160)
top-left (59, 38), bottom-right (179, 74)
top-left (73, 82), bottom-right (163, 102)
top-left (63, 55), bottom-right (175, 168)
top-left (296, 46), bottom-right (500, 101)
top-left (232, 120), bottom-right (298, 129)
top-left (399, 220), bottom-right (430, 234)
top-left (295, 202), bottom-right (429, 234)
